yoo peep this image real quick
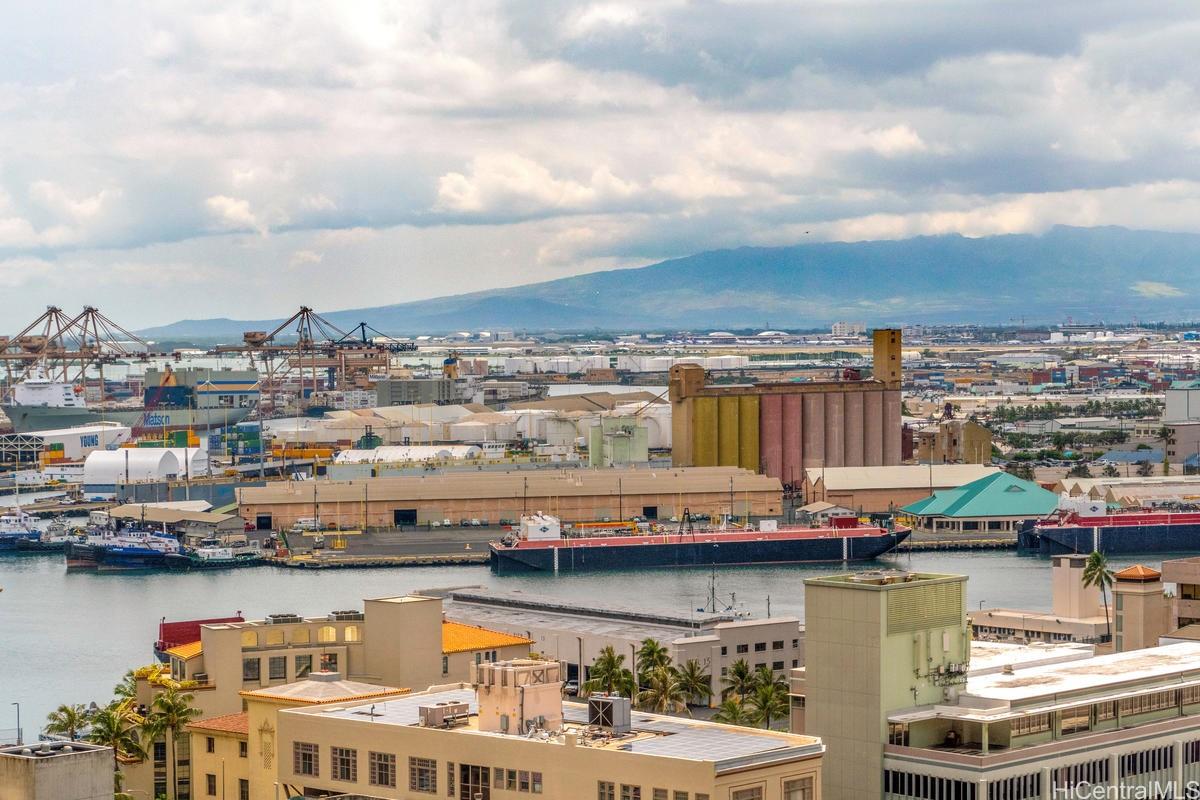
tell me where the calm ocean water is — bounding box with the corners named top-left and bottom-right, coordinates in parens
top-left (0, 549), bottom-right (1172, 732)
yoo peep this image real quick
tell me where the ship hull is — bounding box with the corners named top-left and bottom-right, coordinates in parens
top-left (65, 541), bottom-right (169, 571)
top-left (490, 529), bottom-right (909, 574)
top-left (1, 404), bottom-right (253, 434)
top-left (163, 553), bottom-right (266, 570)
top-left (0, 534), bottom-right (40, 552)
top-left (1022, 522), bottom-right (1200, 556)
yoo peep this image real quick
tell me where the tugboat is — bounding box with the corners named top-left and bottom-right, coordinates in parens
top-left (163, 538), bottom-right (266, 570)
top-left (16, 517), bottom-right (75, 552)
top-left (65, 525), bottom-right (182, 571)
top-left (0, 507), bottom-right (40, 551)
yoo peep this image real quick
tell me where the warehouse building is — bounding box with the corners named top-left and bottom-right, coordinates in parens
top-left (670, 329), bottom-right (902, 486)
top-left (237, 466), bottom-right (782, 530)
top-left (802, 464), bottom-right (1000, 513)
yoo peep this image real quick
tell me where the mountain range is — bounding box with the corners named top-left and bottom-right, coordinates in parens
top-left (138, 226), bottom-right (1200, 338)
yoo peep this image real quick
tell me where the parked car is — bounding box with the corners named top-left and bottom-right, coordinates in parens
top-left (562, 680), bottom-right (579, 696)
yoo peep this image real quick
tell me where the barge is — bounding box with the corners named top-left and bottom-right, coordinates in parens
top-left (1021, 510), bottom-right (1200, 556)
top-left (489, 514), bottom-right (910, 574)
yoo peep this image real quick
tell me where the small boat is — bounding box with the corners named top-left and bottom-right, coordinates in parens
top-left (163, 538), bottom-right (266, 570)
top-left (16, 517), bottom-right (75, 552)
top-left (0, 507), bottom-right (40, 551)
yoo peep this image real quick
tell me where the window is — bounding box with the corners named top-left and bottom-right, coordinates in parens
top-left (206, 736), bottom-right (215, 753)
top-left (783, 777), bottom-right (814, 800)
top-left (1011, 714), bottom-right (1051, 736)
top-left (654, 790), bottom-right (668, 800)
top-left (532, 772), bottom-right (543, 793)
top-left (320, 652), bottom-right (338, 672)
top-left (772, 661), bottom-right (784, 670)
top-left (755, 663), bottom-right (765, 670)
top-left (792, 638), bottom-right (798, 648)
top-left (476, 652), bottom-right (483, 665)
top-left (494, 768), bottom-right (504, 789)
top-left (720, 646), bottom-right (728, 656)
top-left (409, 757), bottom-right (436, 793)
top-left (442, 655), bottom-right (449, 675)
top-left (674, 794), bottom-right (689, 800)
top-left (269, 656), bottom-right (287, 680)
top-left (239, 778), bottom-right (249, 800)
top-left (293, 627), bottom-right (311, 644)
top-left (731, 789), bottom-right (763, 800)
top-left (1183, 686), bottom-right (1200, 705)
top-left (448, 762), bottom-right (455, 797)
top-left (370, 752), bottom-right (396, 787)
top-left (1120, 690), bottom-right (1178, 717)
top-left (344, 625), bottom-right (361, 642)
top-left (1116, 594), bottom-right (1124, 611)
top-left (240, 630), bottom-right (258, 648)
top-left (293, 742), bottom-right (318, 777)
top-left (242, 657), bottom-right (260, 681)
top-left (266, 629), bottom-right (285, 646)
top-left (622, 785), bottom-right (642, 800)
top-left (293, 654), bottom-right (313, 677)
top-left (331, 747), bottom-right (357, 782)
top-left (599, 782), bottom-right (616, 800)
top-left (239, 741), bottom-right (247, 758)
top-left (520, 770), bottom-right (531, 791)
top-left (721, 666), bottom-right (728, 676)
top-left (754, 642), bottom-right (766, 652)
top-left (318, 625), bottom-right (337, 643)
top-left (772, 640), bottom-right (784, 650)
top-left (736, 644), bottom-right (749, 654)
top-left (1061, 706), bottom-right (1091, 735)
top-left (154, 741), bottom-right (167, 765)
top-left (507, 769), bottom-right (517, 790)
top-left (206, 773), bottom-right (217, 795)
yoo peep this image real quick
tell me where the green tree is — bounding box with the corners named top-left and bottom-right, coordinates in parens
top-left (142, 687), bottom-right (200, 800)
top-left (1102, 463), bottom-right (1120, 478)
top-left (86, 700), bottom-right (144, 793)
top-left (674, 659), bottom-right (713, 707)
top-left (1082, 550), bottom-right (1114, 644)
top-left (44, 703), bottom-right (90, 741)
top-left (113, 669), bottom-right (138, 701)
top-left (746, 681), bottom-right (790, 730)
top-left (712, 697), bottom-right (754, 726)
top-left (752, 664), bottom-right (786, 693)
top-left (583, 646), bottom-right (637, 697)
top-left (1005, 461), bottom-right (1035, 481)
top-left (1137, 460), bottom-right (1155, 477)
top-left (636, 666), bottom-right (690, 715)
top-left (1066, 462), bottom-right (1092, 478)
top-left (636, 638), bottom-right (672, 683)
top-left (720, 659), bottom-right (756, 702)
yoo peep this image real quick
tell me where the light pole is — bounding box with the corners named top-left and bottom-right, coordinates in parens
top-left (10, 702), bottom-right (19, 745)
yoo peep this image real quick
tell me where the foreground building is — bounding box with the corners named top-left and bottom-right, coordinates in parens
top-left (800, 568), bottom-right (1200, 800)
top-left (0, 741), bottom-right (112, 800)
top-left (274, 660), bottom-right (823, 800)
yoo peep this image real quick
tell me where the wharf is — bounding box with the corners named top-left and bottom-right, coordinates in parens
top-left (272, 552), bottom-right (489, 569)
top-left (900, 538), bottom-right (1016, 552)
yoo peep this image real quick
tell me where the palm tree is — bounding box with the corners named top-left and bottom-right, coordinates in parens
top-left (674, 659), bottom-right (713, 707)
top-left (712, 697), bottom-right (753, 726)
top-left (86, 700), bottom-right (144, 793)
top-left (143, 687), bottom-right (200, 800)
top-left (113, 669), bottom-right (138, 701)
top-left (636, 666), bottom-right (690, 715)
top-left (1082, 550), bottom-right (1115, 644)
top-left (584, 646), bottom-right (637, 697)
top-left (721, 659), bottom-right (755, 701)
top-left (636, 638), bottom-right (672, 683)
top-left (746, 681), bottom-right (790, 730)
top-left (45, 703), bottom-right (90, 741)
top-left (752, 664), bottom-right (786, 692)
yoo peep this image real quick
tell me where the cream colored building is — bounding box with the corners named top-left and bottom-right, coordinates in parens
top-left (270, 660), bottom-right (823, 800)
top-left (801, 465), bottom-right (1000, 514)
top-left (968, 554), bottom-right (1110, 645)
top-left (0, 741), bottom-right (112, 800)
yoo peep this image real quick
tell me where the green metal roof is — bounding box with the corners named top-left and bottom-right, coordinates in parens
top-left (901, 471), bottom-right (1058, 518)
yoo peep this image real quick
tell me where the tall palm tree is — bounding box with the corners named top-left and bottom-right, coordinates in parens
top-left (712, 698), bottom-right (753, 726)
top-left (45, 703), bottom-right (90, 741)
top-left (674, 659), bottom-right (713, 707)
top-left (636, 666), bottom-right (690, 715)
top-left (113, 669), bottom-right (138, 701)
top-left (143, 687), bottom-right (200, 800)
top-left (720, 659), bottom-right (755, 701)
top-left (86, 699), bottom-right (144, 793)
top-left (752, 665), bottom-right (786, 692)
top-left (1082, 550), bottom-right (1115, 644)
top-left (636, 638), bottom-right (672, 683)
top-left (746, 681), bottom-right (790, 730)
top-left (584, 646), bottom-right (637, 697)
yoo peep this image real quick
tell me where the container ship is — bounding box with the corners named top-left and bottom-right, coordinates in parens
top-left (1021, 510), bottom-right (1200, 556)
top-left (2, 365), bottom-right (259, 434)
top-left (489, 514), bottom-right (910, 574)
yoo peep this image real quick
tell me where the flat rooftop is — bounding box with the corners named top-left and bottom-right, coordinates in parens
top-left (804, 571), bottom-right (964, 589)
top-left (288, 686), bottom-right (822, 773)
top-left (967, 640), bottom-right (1094, 676)
top-left (439, 587), bottom-right (735, 630)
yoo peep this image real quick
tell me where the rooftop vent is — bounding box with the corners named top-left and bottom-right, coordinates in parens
top-left (587, 694), bottom-right (631, 735)
top-left (848, 570), bottom-right (915, 586)
top-left (419, 702), bottom-right (470, 728)
top-left (328, 610), bottom-right (365, 621)
top-left (266, 613), bottom-right (302, 625)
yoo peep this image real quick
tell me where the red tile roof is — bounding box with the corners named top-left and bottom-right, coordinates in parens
top-left (187, 712), bottom-right (248, 736)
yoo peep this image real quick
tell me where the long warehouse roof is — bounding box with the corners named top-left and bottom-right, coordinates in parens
top-left (239, 466), bottom-right (781, 504)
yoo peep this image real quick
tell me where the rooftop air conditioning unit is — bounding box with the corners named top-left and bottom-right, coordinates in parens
top-left (328, 610), bottom-right (365, 621)
top-left (588, 695), bottom-right (631, 735)
top-left (266, 613), bottom-right (302, 624)
top-left (418, 702), bottom-right (470, 729)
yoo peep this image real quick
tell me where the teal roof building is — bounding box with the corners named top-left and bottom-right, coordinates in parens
top-left (902, 471), bottom-right (1059, 533)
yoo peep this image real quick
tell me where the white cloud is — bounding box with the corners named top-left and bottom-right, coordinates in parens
top-left (289, 249), bottom-right (323, 267)
top-left (1131, 281), bottom-right (1185, 298)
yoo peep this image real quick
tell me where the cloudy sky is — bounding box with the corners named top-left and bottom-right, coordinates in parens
top-left (3, 1), bottom-right (1200, 326)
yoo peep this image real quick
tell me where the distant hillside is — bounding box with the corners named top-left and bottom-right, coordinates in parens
top-left (138, 226), bottom-right (1200, 336)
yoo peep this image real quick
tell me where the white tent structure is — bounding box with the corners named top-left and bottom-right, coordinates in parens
top-left (84, 449), bottom-right (182, 485)
top-left (163, 447), bottom-right (211, 478)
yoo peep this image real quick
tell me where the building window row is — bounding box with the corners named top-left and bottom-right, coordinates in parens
top-left (1120, 689), bottom-right (1178, 716)
top-left (1120, 745), bottom-right (1174, 778)
top-left (245, 653), bottom-right (336, 683)
top-left (1010, 713), bottom-right (1051, 736)
top-left (1052, 758), bottom-right (1109, 790)
top-left (599, 783), bottom-right (707, 800)
top-left (241, 624), bottom-right (360, 648)
top-left (492, 766), bottom-right (543, 793)
top-left (986, 773), bottom-right (1040, 800)
top-left (884, 769), bottom-right (977, 800)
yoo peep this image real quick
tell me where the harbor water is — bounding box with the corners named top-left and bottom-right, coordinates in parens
top-left (0, 547), bottom-right (1177, 731)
